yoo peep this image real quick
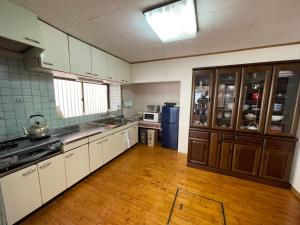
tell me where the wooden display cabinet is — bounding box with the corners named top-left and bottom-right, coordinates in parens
top-left (188, 61), bottom-right (300, 188)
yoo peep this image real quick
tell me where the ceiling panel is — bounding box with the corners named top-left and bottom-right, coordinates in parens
top-left (10, 0), bottom-right (300, 62)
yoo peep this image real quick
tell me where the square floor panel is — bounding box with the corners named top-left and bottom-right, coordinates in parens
top-left (167, 188), bottom-right (226, 225)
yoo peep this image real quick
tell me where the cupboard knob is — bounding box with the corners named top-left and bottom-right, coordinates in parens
top-left (43, 62), bottom-right (54, 66)
top-left (65, 153), bottom-right (74, 158)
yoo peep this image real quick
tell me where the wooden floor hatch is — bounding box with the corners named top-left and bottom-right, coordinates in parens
top-left (167, 188), bottom-right (226, 225)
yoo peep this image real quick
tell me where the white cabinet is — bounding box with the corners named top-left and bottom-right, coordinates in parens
top-left (64, 144), bottom-right (90, 188)
top-left (128, 125), bottom-right (138, 147)
top-left (107, 54), bottom-right (118, 81)
top-left (0, 165), bottom-right (42, 225)
top-left (119, 130), bottom-right (130, 152)
top-left (91, 47), bottom-right (107, 80)
top-left (117, 58), bottom-right (131, 83)
top-left (0, 0), bottom-right (43, 49)
top-left (38, 155), bottom-right (66, 204)
top-left (89, 139), bottom-right (104, 172)
top-left (39, 21), bottom-right (70, 72)
top-left (103, 133), bottom-right (122, 164)
top-left (68, 36), bottom-right (92, 77)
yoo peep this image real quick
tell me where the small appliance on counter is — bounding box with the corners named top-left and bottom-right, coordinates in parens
top-left (143, 105), bottom-right (161, 122)
top-left (21, 114), bottom-right (50, 140)
top-left (161, 103), bottom-right (179, 150)
top-left (146, 105), bottom-right (160, 113)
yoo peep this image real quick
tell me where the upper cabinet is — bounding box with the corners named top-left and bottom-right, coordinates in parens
top-left (91, 47), bottom-right (108, 80)
top-left (212, 67), bottom-right (241, 130)
top-left (265, 63), bottom-right (300, 137)
top-left (107, 54), bottom-right (118, 81)
top-left (0, 0), bottom-right (43, 50)
top-left (191, 69), bottom-right (215, 128)
top-left (236, 65), bottom-right (272, 133)
top-left (68, 36), bottom-right (92, 77)
top-left (39, 21), bottom-right (70, 72)
top-left (117, 58), bottom-right (131, 83)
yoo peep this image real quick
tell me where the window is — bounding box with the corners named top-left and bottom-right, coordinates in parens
top-left (54, 78), bottom-right (109, 118)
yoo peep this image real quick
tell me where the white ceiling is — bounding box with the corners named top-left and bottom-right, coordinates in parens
top-left (10, 0), bottom-right (300, 62)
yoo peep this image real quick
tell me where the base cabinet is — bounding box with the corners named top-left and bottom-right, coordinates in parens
top-left (259, 149), bottom-right (293, 182)
top-left (232, 144), bottom-right (262, 176)
top-left (64, 144), bottom-right (90, 188)
top-left (38, 155), bottom-right (66, 204)
top-left (0, 165), bottom-right (42, 225)
top-left (103, 133), bottom-right (122, 164)
top-left (188, 138), bottom-right (209, 166)
top-left (89, 139), bottom-right (104, 172)
top-left (128, 125), bottom-right (138, 147)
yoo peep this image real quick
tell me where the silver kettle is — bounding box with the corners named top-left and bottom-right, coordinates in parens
top-left (22, 115), bottom-right (50, 140)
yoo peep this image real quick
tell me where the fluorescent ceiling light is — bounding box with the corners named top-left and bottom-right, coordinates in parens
top-left (144, 0), bottom-right (197, 43)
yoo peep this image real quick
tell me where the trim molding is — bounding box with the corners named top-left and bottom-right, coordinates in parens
top-left (131, 41), bottom-right (300, 64)
top-left (291, 186), bottom-right (300, 201)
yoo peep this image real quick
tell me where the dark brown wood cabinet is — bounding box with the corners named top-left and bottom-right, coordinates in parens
top-left (232, 143), bottom-right (262, 176)
top-left (259, 149), bottom-right (293, 182)
top-left (188, 137), bottom-right (209, 166)
top-left (188, 61), bottom-right (300, 188)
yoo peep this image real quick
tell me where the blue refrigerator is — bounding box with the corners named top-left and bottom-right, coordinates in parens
top-left (161, 105), bottom-right (179, 150)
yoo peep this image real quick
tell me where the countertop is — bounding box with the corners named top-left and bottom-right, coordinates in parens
top-left (51, 118), bottom-right (138, 144)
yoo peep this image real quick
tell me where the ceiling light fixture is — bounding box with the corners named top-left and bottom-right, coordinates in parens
top-left (144, 0), bottom-right (197, 43)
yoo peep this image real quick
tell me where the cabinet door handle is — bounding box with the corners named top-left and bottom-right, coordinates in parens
top-left (97, 141), bottom-right (102, 145)
top-left (39, 162), bottom-right (52, 169)
top-left (43, 62), bottom-right (54, 66)
top-left (65, 153), bottom-right (74, 158)
top-left (24, 36), bottom-right (40, 44)
top-left (22, 168), bottom-right (36, 177)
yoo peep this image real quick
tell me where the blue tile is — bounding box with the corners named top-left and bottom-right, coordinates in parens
top-left (0, 64), bottom-right (8, 72)
top-left (0, 88), bottom-right (12, 96)
top-left (0, 80), bottom-right (11, 88)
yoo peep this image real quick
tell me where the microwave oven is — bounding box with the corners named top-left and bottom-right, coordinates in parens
top-left (143, 112), bottom-right (161, 122)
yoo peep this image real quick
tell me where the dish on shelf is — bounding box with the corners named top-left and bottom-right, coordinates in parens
top-left (247, 122), bottom-right (258, 130)
top-left (273, 103), bottom-right (283, 111)
top-left (244, 113), bottom-right (257, 121)
top-left (270, 125), bottom-right (282, 131)
top-left (243, 104), bottom-right (250, 110)
top-left (224, 112), bottom-right (231, 118)
top-left (225, 93), bottom-right (232, 98)
top-left (251, 92), bottom-right (261, 100)
top-left (228, 85), bottom-right (235, 90)
top-left (272, 115), bottom-right (284, 122)
top-left (227, 102), bottom-right (234, 110)
top-left (251, 107), bottom-right (260, 111)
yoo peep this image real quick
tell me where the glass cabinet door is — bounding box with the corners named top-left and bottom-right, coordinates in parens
top-left (265, 63), bottom-right (300, 136)
top-left (237, 65), bottom-right (272, 133)
top-left (191, 70), bottom-right (215, 128)
top-left (212, 68), bottom-right (241, 130)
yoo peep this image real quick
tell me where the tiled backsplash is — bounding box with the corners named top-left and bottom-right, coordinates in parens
top-left (0, 56), bottom-right (121, 140)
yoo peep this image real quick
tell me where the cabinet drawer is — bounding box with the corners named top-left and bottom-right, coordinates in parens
top-left (264, 139), bottom-right (295, 152)
top-left (222, 134), bottom-right (234, 141)
top-left (235, 135), bottom-right (263, 145)
top-left (63, 138), bottom-right (89, 152)
top-left (189, 130), bottom-right (209, 140)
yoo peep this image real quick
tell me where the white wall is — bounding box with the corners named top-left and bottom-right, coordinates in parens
top-left (122, 82), bottom-right (180, 116)
top-left (131, 44), bottom-right (300, 192)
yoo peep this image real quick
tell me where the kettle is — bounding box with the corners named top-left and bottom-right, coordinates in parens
top-left (22, 115), bottom-right (50, 140)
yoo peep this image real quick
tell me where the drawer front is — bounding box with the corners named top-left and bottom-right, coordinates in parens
top-left (222, 133), bottom-right (234, 141)
top-left (264, 139), bottom-right (295, 152)
top-left (235, 135), bottom-right (263, 145)
top-left (189, 130), bottom-right (210, 140)
top-left (63, 138), bottom-right (89, 152)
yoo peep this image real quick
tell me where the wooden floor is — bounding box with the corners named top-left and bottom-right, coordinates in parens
top-left (21, 144), bottom-right (300, 225)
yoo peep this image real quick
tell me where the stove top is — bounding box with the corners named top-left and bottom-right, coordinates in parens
top-left (0, 136), bottom-right (63, 175)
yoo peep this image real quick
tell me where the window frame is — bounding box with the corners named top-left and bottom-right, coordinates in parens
top-left (53, 77), bottom-right (110, 118)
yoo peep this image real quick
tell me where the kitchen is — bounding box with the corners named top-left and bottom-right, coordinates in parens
top-left (0, 0), bottom-right (300, 225)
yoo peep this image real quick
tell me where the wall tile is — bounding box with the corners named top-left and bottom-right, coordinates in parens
top-left (0, 56), bottom-right (122, 139)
